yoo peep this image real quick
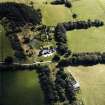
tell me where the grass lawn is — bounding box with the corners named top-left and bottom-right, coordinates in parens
top-left (0, 24), bottom-right (14, 61)
top-left (42, 4), bottom-right (71, 26)
top-left (65, 65), bottom-right (105, 105)
top-left (0, 71), bottom-right (44, 105)
top-left (67, 27), bottom-right (105, 52)
top-left (67, 0), bottom-right (105, 52)
top-left (71, 0), bottom-right (105, 20)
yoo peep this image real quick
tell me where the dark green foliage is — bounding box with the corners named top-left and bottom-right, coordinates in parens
top-left (0, 2), bottom-right (42, 60)
top-left (63, 20), bottom-right (104, 31)
top-left (58, 52), bottom-right (105, 67)
top-left (93, 19), bottom-right (104, 27)
top-left (55, 68), bottom-right (76, 103)
top-left (51, 0), bottom-right (65, 5)
top-left (72, 14), bottom-right (77, 19)
top-left (52, 55), bottom-right (60, 62)
top-left (4, 56), bottom-right (13, 64)
top-left (65, 0), bottom-right (72, 8)
top-left (0, 2), bottom-right (42, 26)
top-left (51, 0), bottom-right (72, 8)
top-left (36, 66), bottom-right (78, 105)
top-left (36, 66), bottom-right (59, 105)
top-left (54, 20), bottom-right (104, 56)
top-left (57, 43), bottom-right (68, 55)
top-left (54, 23), bottom-right (71, 55)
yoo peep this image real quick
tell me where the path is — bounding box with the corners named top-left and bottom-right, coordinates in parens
top-left (0, 60), bottom-right (52, 70)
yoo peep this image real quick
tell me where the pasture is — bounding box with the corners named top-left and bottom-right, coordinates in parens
top-left (65, 65), bottom-right (105, 105)
top-left (0, 0), bottom-right (105, 105)
top-left (67, 27), bottom-right (105, 52)
top-left (67, 0), bottom-right (105, 52)
top-left (0, 71), bottom-right (44, 105)
top-left (42, 4), bottom-right (71, 26)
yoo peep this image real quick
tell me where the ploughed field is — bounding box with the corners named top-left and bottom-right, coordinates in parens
top-left (66, 65), bottom-right (105, 105)
top-left (67, 0), bottom-right (105, 52)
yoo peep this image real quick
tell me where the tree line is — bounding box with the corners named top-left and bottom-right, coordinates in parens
top-left (0, 63), bottom-right (80, 105)
top-left (55, 68), bottom-right (78, 105)
top-left (58, 52), bottom-right (105, 67)
top-left (36, 65), bottom-right (59, 105)
top-left (63, 19), bottom-right (104, 31)
top-left (0, 62), bottom-right (39, 71)
top-left (51, 0), bottom-right (72, 8)
top-left (36, 65), bottom-right (80, 105)
top-left (54, 20), bottom-right (104, 56)
top-left (1, 18), bottom-right (26, 60)
top-left (0, 2), bottom-right (42, 26)
top-left (0, 2), bottom-right (43, 60)
top-left (54, 23), bottom-right (71, 56)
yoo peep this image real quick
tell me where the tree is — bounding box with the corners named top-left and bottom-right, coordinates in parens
top-left (72, 14), bottom-right (77, 19)
top-left (57, 43), bottom-right (68, 55)
top-left (52, 55), bottom-right (60, 62)
top-left (65, 1), bottom-right (72, 8)
top-left (4, 56), bottom-right (13, 64)
top-left (30, 1), bottom-right (34, 8)
top-left (51, 0), bottom-right (65, 5)
top-left (94, 19), bottom-right (104, 27)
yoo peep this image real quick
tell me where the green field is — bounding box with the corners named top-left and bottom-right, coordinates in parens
top-left (0, 26), bottom-right (44, 105)
top-left (66, 65), bottom-right (105, 105)
top-left (1, 0), bottom-right (105, 105)
top-left (0, 24), bottom-right (14, 61)
top-left (67, 0), bottom-right (105, 52)
top-left (0, 21), bottom-right (43, 105)
top-left (0, 71), bottom-right (44, 105)
top-left (42, 4), bottom-right (71, 26)
top-left (0, 0), bottom-right (71, 26)
top-left (67, 27), bottom-right (105, 52)
top-left (0, 1), bottom-right (71, 105)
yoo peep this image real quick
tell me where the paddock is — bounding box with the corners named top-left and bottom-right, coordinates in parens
top-left (65, 65), bottom-right (105, 105)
